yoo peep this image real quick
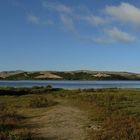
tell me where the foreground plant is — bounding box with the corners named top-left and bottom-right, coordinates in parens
top-left (91, 112), bottom-right (140, 140)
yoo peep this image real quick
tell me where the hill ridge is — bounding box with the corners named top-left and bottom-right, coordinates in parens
top-left (0, 70), bottom-right (140, 80)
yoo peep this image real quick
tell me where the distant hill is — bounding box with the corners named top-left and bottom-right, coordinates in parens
top-left (0, 70), bottom-right (140, 80)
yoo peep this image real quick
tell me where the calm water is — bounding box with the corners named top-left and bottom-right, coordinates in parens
top-left (0, 80), bottom-right (140, 89)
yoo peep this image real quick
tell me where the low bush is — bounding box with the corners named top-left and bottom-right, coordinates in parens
top-left (0, 103), bottom-right (33, 140)
top-left (91, 112), bottom-right (140, 140)
top-left (0, 128), bottom-right (33, 140)
top-left (8, 128), bottom-right (33, 140)
top-left (30, 96), bottom-right (57, 108)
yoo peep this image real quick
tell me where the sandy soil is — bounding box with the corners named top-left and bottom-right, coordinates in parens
top-left (35, 72), bottom-right (62, 79)
top-left (30, 103), bottom-right (89, 140)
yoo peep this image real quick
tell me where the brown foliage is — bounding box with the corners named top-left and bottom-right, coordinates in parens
top-left (91, 113), bottom-right (140, 140)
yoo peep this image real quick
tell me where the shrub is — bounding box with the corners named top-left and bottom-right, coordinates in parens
top-left (46, 85), bottom-right (52, 89)
top-left (30, 96), bottom-right (57, 108)
top-left (0, 109), bottom-right (25, 132)
top-left (91, 113), bottom-right (140, 140)
top-left (0, 131), bottom-right (8, 140)
top-left (9, 128), bottom-right (32, 140)
top-left (0, 104), bottom-right (33, 140)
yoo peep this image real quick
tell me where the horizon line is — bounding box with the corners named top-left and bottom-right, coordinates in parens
top-left (0, 69), bottom-right (139, 74)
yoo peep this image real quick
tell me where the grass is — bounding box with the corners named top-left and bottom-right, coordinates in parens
top-left (52, 88), bottom-right (140, 139)
top-left (0, 87), bottom-right (140, 139)
top-left (30, 96), bottom-right (57, 108)
top-left (90, 113), bottom-right (140, 140)
top-left (0, 103), bottom-right (32, 140)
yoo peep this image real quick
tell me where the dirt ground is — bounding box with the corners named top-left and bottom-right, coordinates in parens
top-left (29, 101), bottom-right (90, 140)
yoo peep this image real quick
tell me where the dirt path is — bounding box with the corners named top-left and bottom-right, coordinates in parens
top-left (31, 103), bottom-right (90, 140)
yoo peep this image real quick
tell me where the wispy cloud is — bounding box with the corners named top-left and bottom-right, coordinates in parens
top-left (33, 1), bottom-right (139, 44)
top-left (76, 35), bottom-right (112, 45)
top-left (60, 15), bottom-right (75, 31)
top-left (42, 20), bottom-right (54, 25)
top-left (92, 37), bottom-right (111, 44)
top-left (42, 1), bottom-right (75, 31)
top-left (27, 14), bottom-right (54, 26)
top-left (28, 15), bottom-right (40, 24)
top-left (106, 27), bottom-right (136, 43)
top-left (11, 0), bottom-right (21, 7)
top-left (43, 2), bottom-right (73, 14)
top-left (80, 15), bottom-right (106, 26)
top-left (105, 2), bottom-right (140, 25)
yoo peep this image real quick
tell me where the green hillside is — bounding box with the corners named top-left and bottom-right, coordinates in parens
top-left (0, 70), bottom-right (140, 80)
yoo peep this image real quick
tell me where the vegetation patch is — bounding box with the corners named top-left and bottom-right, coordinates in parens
top-left (30, 96), bottom-right (57, 108)
top-left (91, 112), bottom-right (140, 140)
top-left (0, 87), bottom-right (140, 139)
top-left (0, 103), bottom-right (33, 140)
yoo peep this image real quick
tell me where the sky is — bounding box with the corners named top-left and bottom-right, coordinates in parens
top-left (1, 0), bottom-right (140, 72)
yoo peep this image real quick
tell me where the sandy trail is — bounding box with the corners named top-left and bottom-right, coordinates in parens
top-left (31, 103), bottom-right (89, 140)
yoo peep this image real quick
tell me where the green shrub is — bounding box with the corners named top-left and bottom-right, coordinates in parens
top-left (30, 96), bottom-right (57, 108)
top-left (46, 85), bottom-right (52, 89)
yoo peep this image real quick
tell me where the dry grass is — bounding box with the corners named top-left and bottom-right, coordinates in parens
top-left (29, 96), bottom-right (57, 108)
top-left (0, 103), bottom-right (33, 140)
top-left (90, 112), bottom-right (140, 140)
top-left (0, 88), bottom-right (140, 140)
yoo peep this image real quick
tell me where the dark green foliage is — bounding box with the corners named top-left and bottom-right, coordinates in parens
top-left (4, 72), bottom-right (29, 80)
top-left (47, 71), bottom-right (140, 80)
top-left (46, 85), bottom-right (53, 89)
top-left (4, 72), bottom-right (41, 80)
top-left (0, 86), bottom-right (62, 96)
top-left (52, 72), bottom-right (94, 80)
top-left (1, 71), bottom-right (140, 80)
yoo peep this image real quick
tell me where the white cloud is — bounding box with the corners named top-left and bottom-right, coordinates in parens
top-left (80, 15), bottom-right (106, 26)
top-left (41, 1), bottom-right (138, 44)
top-left (42, 2), bottom-right (75, 31)
top-left (27, 14), bottom-right (54, 26)
top-left (43, 2), bottom-right (73, 14)
top-left (42, 20), bottom-right (54, 25)
top-left (60, 15), bottom-right (75, 31)
top-left (77, 35), bottom-right (112, 44)
top-left (105, 2), bottom-right (140, 25)
top-left (81, 28), bottom-right (136, 44)
top-left (94, 38), bottom-right (110, 44)
top-left (106, 27), bottom-right (136, 43)
top-left (28, 15), bottom-right (40, 24)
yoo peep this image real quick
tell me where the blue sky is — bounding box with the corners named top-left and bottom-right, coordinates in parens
top-left (0, 0), bottom-right (140, 72)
